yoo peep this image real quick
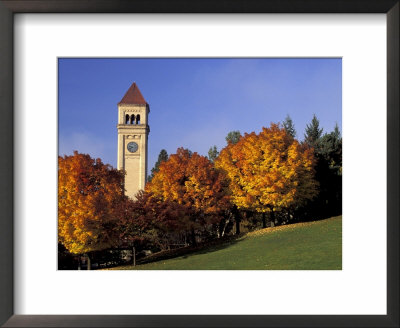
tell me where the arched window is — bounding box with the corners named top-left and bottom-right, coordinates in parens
top-left (130, 114), bottom-right (135, 124)
top-left (125, 114), bottom-right (129, 124)
top-left (136, 114), bottom-right (141, 124)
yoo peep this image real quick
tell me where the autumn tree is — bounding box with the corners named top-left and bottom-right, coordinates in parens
top-left (148, 149), bottom-right (168, 182)
top-left (120, 191), bottom-right (193, 250)
top-left (146, 148), bottom-right (231, 243)
top-left (283, 114), bottom-right (296, 138)
top-left (58, 151), bottom-right (128, 255)
top-left (216, 124), bottom-right (318, 228)
top-left (225, 130), bottom-right (241, 145)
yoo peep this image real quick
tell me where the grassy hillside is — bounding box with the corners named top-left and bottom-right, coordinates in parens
top-left (110, 216), bottom-right (342, 270)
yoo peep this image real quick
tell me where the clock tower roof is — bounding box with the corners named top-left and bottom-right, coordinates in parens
top-left (118, 82), bottom-right (147, 105)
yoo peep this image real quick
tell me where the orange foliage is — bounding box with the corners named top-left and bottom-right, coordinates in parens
top-left (58, 151), bottom-right (127, 254)
top-left (146, 148), bottom-right (230, 222)
top-left (215, 124), bottom-right (318, 214)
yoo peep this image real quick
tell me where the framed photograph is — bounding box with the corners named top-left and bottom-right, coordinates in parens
top-left (0, 1), bottom-right (398, 327)
top-left (57, 58), bottom-right (343, 272)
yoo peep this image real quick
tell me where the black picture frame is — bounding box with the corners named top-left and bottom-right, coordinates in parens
top-left (0, 1), bottom-right (398, 327)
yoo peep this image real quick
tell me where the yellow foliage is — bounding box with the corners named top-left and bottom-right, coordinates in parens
top-left (215, 124), bottom-right (318, 213)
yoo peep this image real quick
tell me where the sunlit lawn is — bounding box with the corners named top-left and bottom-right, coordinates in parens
top-left (109, 216), bottom-right (342, 270)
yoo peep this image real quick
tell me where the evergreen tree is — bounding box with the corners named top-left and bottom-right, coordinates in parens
top-left (319, 123), bottom-right (342, 169)
top-left (304, 114), bottom-right (323, 148)
top-left (333, 123), bottom-right (341, 141)
top-left (148, 149), bottom-right (168, 182)
top-left (208, 145), bottom-right (219, 163)
top-left (302, 122), bottom-right (342, 220)
top-left (283, 114), bottom-right (296, 138)
top-left (225, 131), bottom-right (241, 145)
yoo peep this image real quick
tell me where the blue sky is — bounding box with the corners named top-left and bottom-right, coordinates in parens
top-left (58, 58), bottom-right (341, 171)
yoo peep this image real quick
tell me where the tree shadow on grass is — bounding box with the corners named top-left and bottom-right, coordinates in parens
top-left (137, 235), bottom-right (245, 265)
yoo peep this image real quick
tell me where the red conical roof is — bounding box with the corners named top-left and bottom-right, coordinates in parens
top-left (118, 82), bottom-right (147, 105)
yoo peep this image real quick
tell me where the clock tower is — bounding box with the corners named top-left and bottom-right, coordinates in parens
top-left (117, 82), bottom-right (150, 199)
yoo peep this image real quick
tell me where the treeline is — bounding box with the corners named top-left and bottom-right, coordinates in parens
top-left (58, 115), bottom-right (341, 268)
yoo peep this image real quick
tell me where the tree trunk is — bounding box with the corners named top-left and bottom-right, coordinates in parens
top-left (270, 208), bottom-right (275, 227)
top-left (218, 218), bottom-right (229, 238)
top-left (86, 254), bottom-right (91, 270)
top-left (221, 219), bottom-right (229, 237)
top-left (262, 212), bottom-right (267, 228)
top-left (231, 205), bottom-right (241, 235)
top-left (235, 219), bottom-right (240, 235)
top-left (191, 229), bottom-right (197, 246)
top-left (217, 221), bottom-right (222, 238)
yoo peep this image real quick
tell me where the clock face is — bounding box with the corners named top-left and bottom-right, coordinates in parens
top-left (127, 142), bottom-right (138, 153)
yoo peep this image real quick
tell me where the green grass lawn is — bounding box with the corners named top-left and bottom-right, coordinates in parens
top-left (109, 216), bottom-right (342, 270)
